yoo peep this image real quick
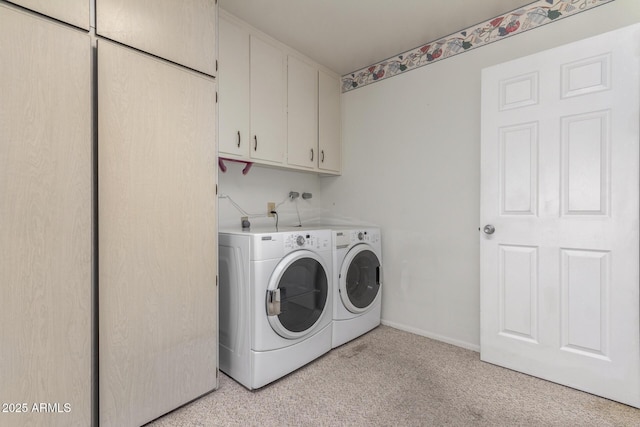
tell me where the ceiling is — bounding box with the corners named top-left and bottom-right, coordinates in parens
top-left (219, 0), bottom-right (535, 75)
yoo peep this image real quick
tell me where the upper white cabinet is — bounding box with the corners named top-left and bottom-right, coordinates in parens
top-left (250, 35), bottom-right (287, 164)
top-left (96, 0), bottom-right (216, 76)
top-left (1, 5), bottom-right (92, 426)
top-left (7, 0), bottom-right (90, 29)
top-left (218, 13), bottom-right (286, 165)
top-left (218, 16), bottom-right (250, 158)
top-left (318, 70), bottom-right (342, 173)
top-left (218, 11), bottom-right (341, 175)
top-left (287, 55), bottom-right (318, 170)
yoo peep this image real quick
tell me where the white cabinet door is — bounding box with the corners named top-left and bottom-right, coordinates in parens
top-left (8, 0), bottom-right (89, 29)
top-left (218, 15), bottom-right (250, 159)
top-left (0, 6), bottom-right (91, 427)
top-left (98, 40), bottom-right (218, 426)
top-left (318, 70), bottom-right (341, 174)
top-left (219, 12), bottom-right (342, 174)
top-left (287, 55), bottom-right (318, 170)
top-left (96, 0), bottom-right (216, 76)
top-left (250, 35), bottom-right (286, 164)
top-left (481, 24), bottom-right (640, 407)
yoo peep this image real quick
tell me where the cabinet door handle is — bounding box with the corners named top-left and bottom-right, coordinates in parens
top-left (310, 148), bottom-right (314, 161)
top-left (321, 150), bottom-right (325, 163)
top-left (237, 131), bottom-right (241, 148)
top-left (254, 135), bottom-right (257, 151)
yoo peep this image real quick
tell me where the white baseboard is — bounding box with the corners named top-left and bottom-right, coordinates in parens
top-left (380, 319), bottom-right (480, 353)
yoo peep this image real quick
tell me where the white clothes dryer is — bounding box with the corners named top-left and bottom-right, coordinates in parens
top-left (331, 227), bottom-right (382, 348)
top-left (218, 227), bottom-right (333, 389)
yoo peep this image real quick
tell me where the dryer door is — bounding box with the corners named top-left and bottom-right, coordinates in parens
top-left (266, 250), bottom-right (329, 339)
top-left (339, 245), bottom-right (381, 313)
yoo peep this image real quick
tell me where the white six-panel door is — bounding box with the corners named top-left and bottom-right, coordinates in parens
top-left (481, 24), bottom-right (640, 407)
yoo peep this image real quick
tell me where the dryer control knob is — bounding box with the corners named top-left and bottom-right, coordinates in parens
top-left (296, 235), bottom-right (305, 246)
top-left (357, 232), bottom-right (364, 241)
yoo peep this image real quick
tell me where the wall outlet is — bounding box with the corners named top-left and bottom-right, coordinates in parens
top-left (267, 202), bottom-right (276, 217)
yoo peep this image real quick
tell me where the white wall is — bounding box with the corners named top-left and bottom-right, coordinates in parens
top-left (321, 0), bottom-right (640, 350)
top-left (218, 161), bottom-right (323, 230)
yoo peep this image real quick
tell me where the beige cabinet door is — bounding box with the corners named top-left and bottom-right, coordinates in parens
top-left (96, 0), bottom-right (216, 76)
top-left (8, 0), bottom-right (89, 29)
top-left (318, 70), bottom-right (342, 174)
top-left (250, 35), bottom-right (286, 164)
top-left (98, 40), bottom-right (218, 426)
top-left (218, 14), bottom-right (250, 159)
top-left (0, 6), bottom-right (92, 427)
top-left (287, 55), bottom-right (318, 170)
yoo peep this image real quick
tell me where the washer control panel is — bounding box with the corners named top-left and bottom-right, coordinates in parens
top-left (284, 231), bottom-right (330, 251)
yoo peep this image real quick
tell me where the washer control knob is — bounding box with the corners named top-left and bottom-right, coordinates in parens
top-left (296, 235), bottom-right (305, 246)
top-left (357, 232), bottom-right (364, 241)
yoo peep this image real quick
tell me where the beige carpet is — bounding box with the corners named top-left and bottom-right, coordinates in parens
top-left (148, 325), bottom-right (640, 426)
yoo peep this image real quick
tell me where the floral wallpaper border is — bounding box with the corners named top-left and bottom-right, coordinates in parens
top-left (341, 0), bottom-right (615, 93)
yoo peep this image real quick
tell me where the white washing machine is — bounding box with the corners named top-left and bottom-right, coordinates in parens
top-left (331, 227), bottom-right (382, 348)
top-left (218, 227), bottom-right (333, 389)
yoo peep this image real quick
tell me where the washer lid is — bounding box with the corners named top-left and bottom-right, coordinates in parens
top-left (339, 245), bottom-right (381, 313)
top-left (266, 250), bottom-right (329, 339)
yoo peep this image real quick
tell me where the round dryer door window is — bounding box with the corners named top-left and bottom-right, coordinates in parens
top-left (339, 246), bottom-right (381, 313)
top-left (266, 250), bottom-right (329, 339)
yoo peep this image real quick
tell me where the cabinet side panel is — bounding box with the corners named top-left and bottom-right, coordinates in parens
top-left (0, 6), bottom-right (92, 427)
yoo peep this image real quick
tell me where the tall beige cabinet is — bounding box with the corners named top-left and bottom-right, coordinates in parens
top-left (95, 1), bottom-right (218, 426)
top-left (0, 4), bottom-right (92, 427)
top-left (1, 1), bottom-right (218, 426)
top-left (97, 40), bottom-right (217, 426)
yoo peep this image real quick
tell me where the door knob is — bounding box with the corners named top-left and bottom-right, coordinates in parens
top-left (483, 224), bottom-right (495, 235)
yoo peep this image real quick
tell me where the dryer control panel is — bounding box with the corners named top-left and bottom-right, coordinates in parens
top-left (350, 230), bottom-right (380, 244)
top-left (334, 229), bottom-right (381, 249)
